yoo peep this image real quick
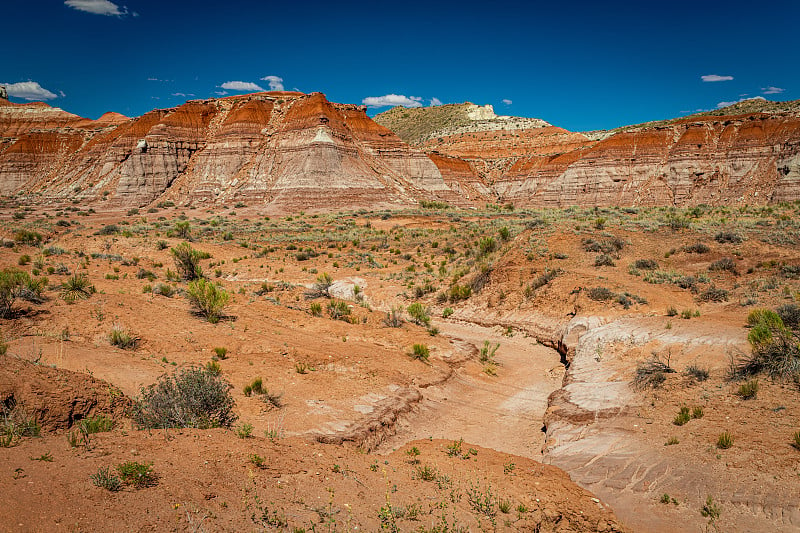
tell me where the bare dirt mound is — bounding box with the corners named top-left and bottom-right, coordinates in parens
top-left (0, 355), bottom-right (129, 431)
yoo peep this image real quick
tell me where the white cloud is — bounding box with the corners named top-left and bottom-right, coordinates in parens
top-left (260, 76), bottom-right (284, 91)
top-left (220, 81), bottom-right (264, 92)
top-left (762, 86), bottom-right (785, 95)
top-left (716, 96), bottom-right (766, 109)
top-left (702, 74), bottom-right (734, 82)
top-left (215, 91), bottom-right (228, 96)
top-left (171, 93), bottom-right (195, 97)
top-left (502, 99), bottom-right (512, 105)
top-left (430, 97), bottom-right (443, 106)
top-left (362, 94), bottom-right (423, 108)
top-left (64, 0), bottom-right (127, 16)
top-left (1, 81), bottom-right (59, 101)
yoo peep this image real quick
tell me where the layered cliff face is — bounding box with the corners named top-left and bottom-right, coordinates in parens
top-left (376, 99), bottom-right (800, 207)
top-left (0, 92), bottom-right (455, 210)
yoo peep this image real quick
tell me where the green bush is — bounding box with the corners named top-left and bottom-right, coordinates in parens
top-left (0, 268), bottom-right (31, 317)
top-left (91, 467), bottom-right (121, 491)
top-left (673, 406), bottom-right (691, 426)
top-left (736, 379), bottom-right (759, 400)
top-left (80, 416), bottom-right (114, 434)
top-left (739, 308), bottom-right (800, 381)
top-left (447, 284), bottom-right (471, 302)
top-left (407, 302), bottom-right (431, 326)
top-left (131, 366), bottom-right (237, 429)
top-left (716, 431), bottom-right (734, 449)
top-left (60, 274), bottom-right (95, 303)
top-left (326, 299), bottom-right (350, 320)
top-left (411, 343), bottom-right (430, 362)
top-left (14, 229), bottom-right (42, 246)
top-left (109, 325), bottom-right (138, 350)
top-left (186, 279), bottom-right (230, 323)
top-left (383, 307), bottom-right (404, 327)
top-left (170, 242), bottom-right (204, 280)
top-left (116, 461), bottom-right (158, 488)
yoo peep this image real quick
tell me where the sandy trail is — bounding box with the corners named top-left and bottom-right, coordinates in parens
top-left (378, 319), bottom-right (565, 457)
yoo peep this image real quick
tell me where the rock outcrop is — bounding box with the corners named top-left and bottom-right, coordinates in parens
top-left (376, 99), bottom-right (800, 207)
top-left (0, 92), bottom-right (456, 210)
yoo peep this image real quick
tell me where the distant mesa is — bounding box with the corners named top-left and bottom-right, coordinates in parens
top-left (0, 91), bottom-right (799, 211)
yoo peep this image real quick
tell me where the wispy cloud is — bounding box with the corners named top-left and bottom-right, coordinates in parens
top-left (762, 86), bottom-right (785, 95)
top-left (430, 97), bottom-right (443, 106)
top-left (220, 81), bottom-right (264, 92)
top-left (716, 96), bottom-right (766, 109)
top-left (147, 77), bottom-right (173, 82)
top-left (702, 74), bottom-right (734, 82)
top-left (362, 94), bottom-right (423, 108)
top-left (171, 93), bottom-right (195, 97)
top-left (502, 99), bottom-right (512, 105)
top-left (64, 0), bottom-right (128, 16)
top-left (1, 81), bottom-right (59, 101)
top-left (260, 76), bottom-right (284, 91)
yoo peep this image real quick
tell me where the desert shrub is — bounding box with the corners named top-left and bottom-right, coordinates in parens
top-left (716, 432), bottom-right (734, 449)
top-left (634, 354), bottom-right (675, 389)
top-left (14, 229), bottom-right (43, 246)
top-left (152, 283), bottom-right (174, 297)
top-left (0, 268), bottom-right (31, 317)
top-left (117, 461), bottom-right (158, 488)
top-left (587, 287), bottom-right (615, 301)
top-left (186, 279), bottom-right (230, 323)
top-left (442, 307), bottom-right (454, 318)
top-left (383, 307), bottom-right (404, 327)
top-left (479, 341), bottom-right (499, 363)
top-left (477, 236), bottom-right (497, 256)
top-left (594, 254), bottom-right (615, 267)
top-left (407, 302), bottom-right (431, 326)
top-left (60, 274), bottom-right (95, 302)
top-left (17, 254), bottom-right (30, 266)
top-left (739, 308), bottom-right (800, 381)
top-left (305, 272), bottom-right (333, 299)
top-left (447, 284), bottom-right (471, 302)
top-left (136, 268), bottom-right (157, 281)
top-left (714, 231), bottom-right (743, 244)
top-left (698, 286), bottom-right (729, 302)
top-left (213, 347), bottom-right (228, 359)
top-left (309, 302), bottom-right (322, 316)
top-left (470, 264), bottom-right (493, 293)
top-left (243, 378), bottom-right (282, 408)
top-left (132, 366), bottom-right (237, 429)
top-left (776, 303), bottom-right (800, 329)
top-left (205, 360), bottom-right (221, 375)
top-left (792, 431), bottom-right (800, 450)
top-left (80, 416), bottom-right (114, 434)
top-left (633, 259), bottom-right (659, 270)
top-left (498, 226), bottom-right (511, 241)
top-left (692, 406), bottom-right (704, 419)
top-left (673, 406), bottom-right (691, 426)
top-left (582, 236), bottom-right (625, 255)
top-left (524, 268), bottom-right (560, 298)
top-left (171, 221), bottom-right (191, 239)
top-left (709, 258), bottom-right (737, 274)
top-left (736, 379), bottom-right (759, 399)
top-left (236, 423), bottom-right (253, 439)
top-left (109, 325), bottom-right (138, 350)
top-left (683, 242), bottom-right (710, 254)
top-left (676, 276), bottom-right (698, 291)
top-left (170, 242), bottom-right (203, 280)
top-left (685, 365), bottom-right (710, 382)
top-left (91, 467), bottom-right (122, 491)
top-left (411, 343), bottom-right (430, 362)
top-left (19, 276), bottom-right (48, 304)
top-left (326, 299), bottom-right (350, 320)
top-left (97, 224), bottom-right (119, 236)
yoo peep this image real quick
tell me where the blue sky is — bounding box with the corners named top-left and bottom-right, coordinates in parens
top-left (3, 0), bottom-right (798, 131)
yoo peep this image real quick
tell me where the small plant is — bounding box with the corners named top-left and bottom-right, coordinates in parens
top-left (60, 274), bottom-right (95, 303)
top-left (109, 324), bottom-right (138, 350)
top-left (415, 464), bottom-right (438, 481)
top-left (205, 360), bottom-right (222, 375)
top-left (326, 299), bottom-right (350, 320)
top-left (411, 343), bottom-right (430, 362)
top-left (692, 406), bottom-right (704, 419)
top-left (666, 306), bottom-right (678, 316)
top-left (91, 467), bottom-right (122, 491)
top-left (594, 254), bottom-right (615, 267)
top-left (152, 283), bottom-right (174, 297)
top-left (442, 307), bottom-right (454, 318)
top-left (673, 406), bottom-right (691, 426)
top-left (249, 454), bottom-right (265, 468)
top-left (186, 279), bottom-right (230, 323)
top-left (701, 495), bottom-right (721, 522)
top-left (31, 451), bottom-right (54, 462)
top-left (405, 446), bottom-right (421, 463)
top-left (709, 258), bottom-right (737, 274)
top-left (309, 302), bottom-right (322, 317)
top-left (80, 416), bottom-right (114, 434)
top-left (446, 438), bottom-right (463, 457)
top-left (498, 499), bottom-right (511, 514)
top-left (633, 259), bottom-right (659, 270)
top-left (714, 231), bottom-right (742, 244)
top-left (716, 431), bottom-right (734, 449)
top-left (685, 365), bottom-right (710, 382)
top-left (447, 284), bottom-right (472, 302)
top-left (660, 493), bottom-right (671, 504)
top-left (170, 242), bottom-right (203, 280)
top-left (587, 286), bottom-right (615, 301)
top-left (236, 423), bottom-right (254, 439)
top-left (737, 379), bottom-right (759, 399)
top-left (132, 366), bottom-right (237, 429)
top-left (407, 302), bottom-right (431, 326)
top-left (479, 341), bottom-right (499, 363)
top-left (633, 354), bottom-right (675, 389)
top-left (664, 437), bottom-right (680, 446)
top-left (792, 430), bottom-right (800, 451)
top-left (306, 272), bottom-right (333, 299)
top-left (213, 347), bottom-right (228, 359)
top-left (383, 307), bottom-right (404, 327)
top-left (116, 461), bottom-right (158, 488)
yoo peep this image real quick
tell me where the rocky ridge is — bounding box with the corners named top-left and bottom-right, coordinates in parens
top-left (0, 92), bottom-right (460, 210)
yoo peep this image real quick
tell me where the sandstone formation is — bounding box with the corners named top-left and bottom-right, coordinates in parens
top-left (376, 99), bottom-right (800, 207)
top-left (0, 92), bottom-right (455, 210)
